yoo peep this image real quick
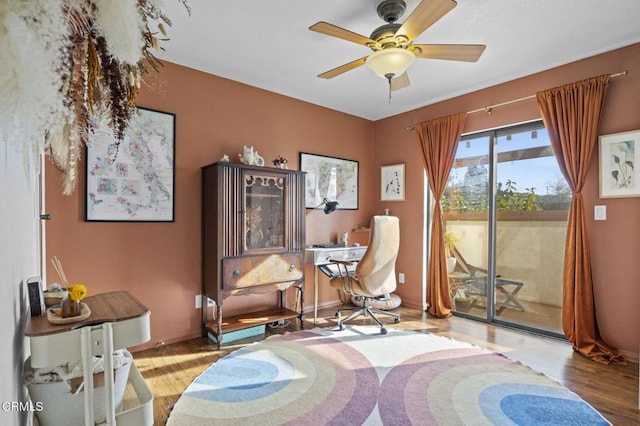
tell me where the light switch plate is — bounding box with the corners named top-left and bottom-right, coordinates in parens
top-left (594, 205), bottom-right (606, 221)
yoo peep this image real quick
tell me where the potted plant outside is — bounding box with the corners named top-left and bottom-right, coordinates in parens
top-left (454, 295), bottom-right (471, 312)
top-left (444, 231), bottom-right (459, 272)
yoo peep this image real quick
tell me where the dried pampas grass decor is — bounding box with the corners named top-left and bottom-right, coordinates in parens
top-left (0, 0), bottom-right (190, 195)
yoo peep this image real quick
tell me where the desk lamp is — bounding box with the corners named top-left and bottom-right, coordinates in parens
top-left (307, 198), bottom-right (339, 215)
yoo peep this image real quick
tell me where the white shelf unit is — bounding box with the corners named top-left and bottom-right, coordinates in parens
top-left (25, 292), bottom-right (154, 426)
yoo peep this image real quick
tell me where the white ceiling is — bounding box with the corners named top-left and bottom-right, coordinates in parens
top-left (157, 0), bottom-right (640, 121)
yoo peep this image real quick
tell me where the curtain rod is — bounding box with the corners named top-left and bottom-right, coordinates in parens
top-left (405, 70), bottom-right (629, 131)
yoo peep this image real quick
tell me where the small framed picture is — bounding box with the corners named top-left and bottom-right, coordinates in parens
top-left (381, 163), bottom-right (405, 201)
top-left (599, 129), bottom-right (640, 198)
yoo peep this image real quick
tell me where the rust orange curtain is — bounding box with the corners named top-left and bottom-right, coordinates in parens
top-left (415, 113), bottom-right (466, 318)
top-left (536, 74), bottom-right (625, 365)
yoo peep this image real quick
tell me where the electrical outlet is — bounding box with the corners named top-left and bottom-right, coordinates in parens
top-left (398, 273), bottom-right (405, 284)
top-left (196, 295), bottom-right (215, 309)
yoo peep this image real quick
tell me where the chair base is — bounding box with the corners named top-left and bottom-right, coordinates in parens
top-left (351, 293), bottom-right (402, 311)
top-left (335, 298), bottom-right (400, 334)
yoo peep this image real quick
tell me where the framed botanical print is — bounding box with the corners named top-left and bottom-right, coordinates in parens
top-left (599, 129), bottom-right (640, 198)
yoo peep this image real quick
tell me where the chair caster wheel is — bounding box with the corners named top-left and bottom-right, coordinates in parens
top-left (335, 312), bottom-right (341, 318)
top-left (338, 323), bottom-right (345, 331)
top-left (394, 318), bottom-right (400, 324)
top-left (380, 328), bottom-right (387, 335)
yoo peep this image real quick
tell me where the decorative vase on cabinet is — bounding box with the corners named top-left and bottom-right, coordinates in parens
top-left (201, 161), bottom-right (306, 348)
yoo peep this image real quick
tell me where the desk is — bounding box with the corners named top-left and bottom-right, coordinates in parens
top-left (305, 246), bottom-right (367, 324)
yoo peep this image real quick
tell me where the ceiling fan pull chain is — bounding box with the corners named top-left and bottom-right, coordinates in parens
top-left (386, 73), bottom-right (393, 104)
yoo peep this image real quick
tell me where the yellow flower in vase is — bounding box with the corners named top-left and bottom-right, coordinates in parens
top-left (68, 284), bottom-right (88, 302)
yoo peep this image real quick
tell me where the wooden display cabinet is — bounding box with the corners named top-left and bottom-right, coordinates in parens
top-left (201, 162), bottom-right (306, 347)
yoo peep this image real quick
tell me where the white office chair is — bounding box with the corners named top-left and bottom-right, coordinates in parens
top-left (328, 215), bottom-right (401, 334)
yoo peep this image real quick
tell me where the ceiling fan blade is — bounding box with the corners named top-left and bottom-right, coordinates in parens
top-left (390, 72), bottom-right (411, 91)
top-left (309, 22), bottom-right (377, 47)
top-left (318, 57), bottom-right (368, 79)
top-left (412, 44), bottom-right (486, 62)
top-left (396, 0), bottom-right (457, 42)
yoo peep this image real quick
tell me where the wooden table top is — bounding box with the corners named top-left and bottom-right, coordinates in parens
top-left (24, 291), bottom-right (149, 337)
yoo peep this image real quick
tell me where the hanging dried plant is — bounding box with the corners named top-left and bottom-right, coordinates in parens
top-left (1, 0), bottom-right (190, 195)
top-left (85, 35), bottom-right (102, 112)
top-left (1, 0), bottom-right (68, 170)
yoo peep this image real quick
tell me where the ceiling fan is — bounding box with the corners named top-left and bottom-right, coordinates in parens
top-left (309, 0), bottom-right (486, 91)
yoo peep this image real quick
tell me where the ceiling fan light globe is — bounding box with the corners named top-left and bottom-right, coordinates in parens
top-left (366, 48), bottom-right (416, 79)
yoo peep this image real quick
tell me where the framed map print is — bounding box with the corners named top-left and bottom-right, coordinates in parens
top-left (381, 163), bottom-right (405, 201)
top-left (300, 152), bottom-right (359, 209)
top-left (85, 107), bottom-right (176, 222)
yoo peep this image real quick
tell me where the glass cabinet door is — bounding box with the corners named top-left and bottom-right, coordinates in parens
top-left (244, 171), bottom-right (285, 251)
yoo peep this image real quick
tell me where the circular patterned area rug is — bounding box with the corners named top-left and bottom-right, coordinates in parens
top-left (167, 326), bottom-right (610, 425)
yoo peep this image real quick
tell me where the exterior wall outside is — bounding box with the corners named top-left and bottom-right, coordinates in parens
top-left (448, 220), bottom-right (566, 306)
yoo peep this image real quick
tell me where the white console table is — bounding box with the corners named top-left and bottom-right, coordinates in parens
top-left (25, 291), bottom-right (153, 426)
top-left (305, 246), bottom-right (367, 324)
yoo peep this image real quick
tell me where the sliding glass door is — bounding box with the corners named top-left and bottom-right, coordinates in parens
top-left (443, 121), bottom-right (567, 336)
top-left (444, 133), bottom-right (490, 321)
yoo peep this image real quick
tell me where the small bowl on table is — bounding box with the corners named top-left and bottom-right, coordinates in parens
top-left (43, 290), bottom-right (68, 307)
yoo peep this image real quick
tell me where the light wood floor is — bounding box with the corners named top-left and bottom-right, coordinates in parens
top-left (461, 298), bottom-right (564, 334)
top-left (133, 306), bottom-right (639, 425)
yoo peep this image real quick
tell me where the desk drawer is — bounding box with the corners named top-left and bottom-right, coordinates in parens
top-left (308, 247), bottom-right (367, 265)
top-left (223, 253), bottom-right (303, 290)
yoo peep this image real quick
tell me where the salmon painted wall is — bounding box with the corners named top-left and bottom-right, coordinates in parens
top-left (45, 62), bottom-right (376, 349)
top-left (374, 43), bottom-right (640, 360)
top-left (46, 43), bottom-right (639, 359)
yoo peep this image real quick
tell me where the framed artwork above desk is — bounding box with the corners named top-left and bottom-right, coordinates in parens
top-left (300, 152), bottom-right (359, 209)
